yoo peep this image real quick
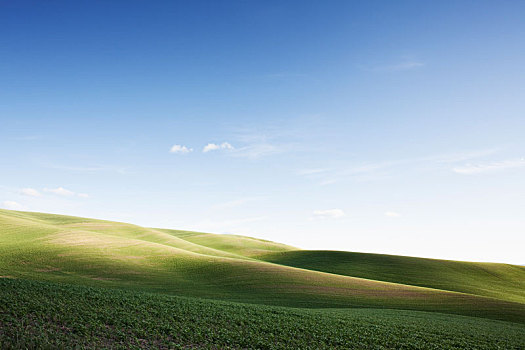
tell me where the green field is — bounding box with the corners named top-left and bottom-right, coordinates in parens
top-left (1, 278), bottom-right (524, 349)
top-left (1, 209), bottom-right (524, 348)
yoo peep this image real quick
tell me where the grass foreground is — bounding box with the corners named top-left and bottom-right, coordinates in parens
top-left (1, 278), bottom-right (524, 349)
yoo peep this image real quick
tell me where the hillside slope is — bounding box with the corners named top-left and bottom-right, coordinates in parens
top-left (1, 209), bottom-right (524, 323)
top-left (259, 250), bottom-right (525, 304)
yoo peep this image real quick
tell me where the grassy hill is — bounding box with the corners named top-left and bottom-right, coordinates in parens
top-left (259, 250), bottom-right (525, 304)
top-left (1, 209), bottom-right (525, 324)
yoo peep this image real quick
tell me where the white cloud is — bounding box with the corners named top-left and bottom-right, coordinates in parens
top-left (385, 211), bottom-right (401, 218)
top-left (2, 201), bottom-right (24, 210)
top-left (203, 143), bottom-right (219, 152)
top-left (169, 144), bottom-right (193, 154)
top-left (203, 142), bottom-right (234, 153)
top-left (221, 142), bottom-right (234, 150)
top-left (20, 188), bottom-right (41, 197)
top-left (231, 143), bottom-right (282, 159)
top-left (311, 209), bottom-right (346, 219)
top-left (43, 187), bottom-right (88, 198)
top-left (453, 159), bottom-right (525, 175)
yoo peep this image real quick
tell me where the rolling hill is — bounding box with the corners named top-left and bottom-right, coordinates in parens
top-left (259, 250), bottom-right (525, 304)
top-left (1, 209), bottom-right (524, 324)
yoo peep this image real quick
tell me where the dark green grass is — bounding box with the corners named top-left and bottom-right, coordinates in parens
top-left (259, 250), bottom-right (525, 303)
top-left (1, 278), bottom-right (524, 350)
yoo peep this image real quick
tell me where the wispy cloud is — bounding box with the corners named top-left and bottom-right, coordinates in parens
top-left (20, 188), bottom-right (41, 197)
top-left (43, 187), bottom-right (89, 198)
top-left (385, 211), bottom-right (401, 218)
top-left (203, 142), bottom-right (234, 153)
top-left (381, 61), bottom-right (425, 71)
top-left (299, 148), bottom-right (501, 185)
top-left (169, 144), bottom-right (193, 154)
top-left (1, 201), bottom-right (24, 210)
top-left (311, 209), bottom-right (346, 219)
top-left (226, 125), bottom-right (303, 159)
top-left (231, 143), bottom-right (283, 159)
top-left (361, 59), bottom-right (425, 72)
top-left (428, 149), bottom-right (500, 164)
top-left (302, 160), bottom-right (398, 185)
top-left (453, 158), bottom-right (525, 175)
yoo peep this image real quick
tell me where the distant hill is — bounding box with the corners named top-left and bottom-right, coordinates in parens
top-left (259, 250), bottom-right (525, 304)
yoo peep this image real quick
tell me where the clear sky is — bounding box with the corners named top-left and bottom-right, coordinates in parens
top-left (1, 1), bottom-right (524, 264)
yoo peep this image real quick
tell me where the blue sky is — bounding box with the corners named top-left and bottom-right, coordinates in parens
top-left (1, 1), bottom-right (524, 263)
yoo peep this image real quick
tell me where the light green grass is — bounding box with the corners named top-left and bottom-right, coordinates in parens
top-left (158, 228), bottom-right (297, 257)
top-left (1, 209), bottom-right (524, 323)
